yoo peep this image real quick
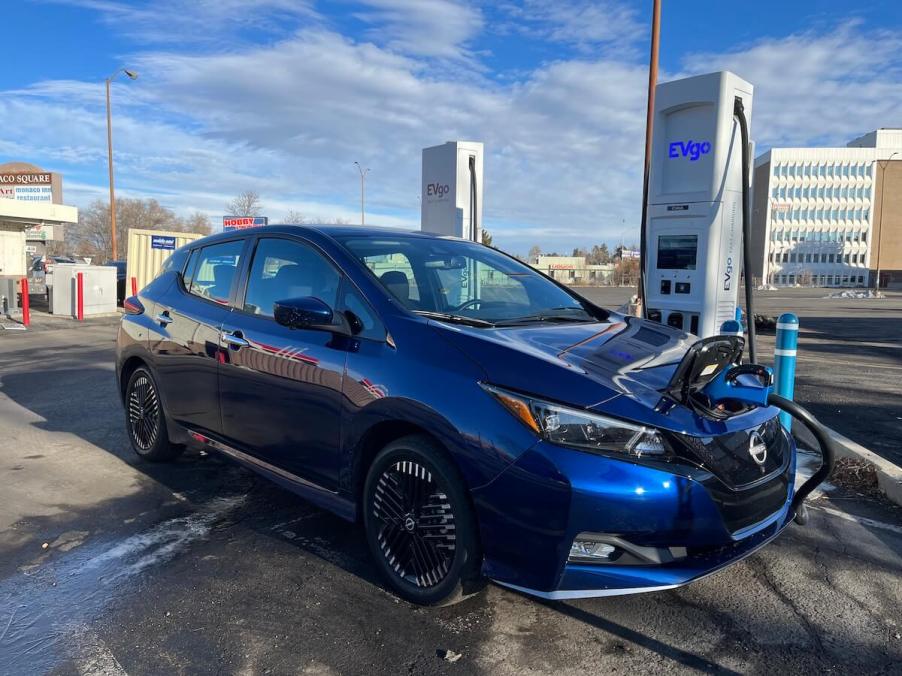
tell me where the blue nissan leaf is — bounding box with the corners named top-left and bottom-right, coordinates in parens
top-left (117, 225), bottom-right (804, 605)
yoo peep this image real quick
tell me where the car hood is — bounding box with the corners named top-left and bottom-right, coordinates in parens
top-left (433, 314), bottom-right (689, 404)
top-left (431, 314), bottom-right (778, 438)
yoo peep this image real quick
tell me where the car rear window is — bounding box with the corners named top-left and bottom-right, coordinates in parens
top-left (188, 240), bottom-right (245, 304)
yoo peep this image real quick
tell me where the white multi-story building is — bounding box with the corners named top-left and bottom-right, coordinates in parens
top-left (751, 129), bottom-right (902, 287)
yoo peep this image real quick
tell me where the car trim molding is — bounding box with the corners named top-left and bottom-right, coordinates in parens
top-left (493, 579), bottom-right (681, 600)
top-left (186, 428), bottom-right (356, 521)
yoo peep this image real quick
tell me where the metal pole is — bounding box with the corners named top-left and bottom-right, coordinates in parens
top-left (874, 152), bottom-right (899, 290)
top-left (21, 277), bottom-right (30, 327)
top-left (355, 162), bottom-right (369, 225)
top-left (76, 271), bottom-right (85, 321)
top-left (773, 313), bottom-right (799, 431)
top-left (106, 77), bottom-right (118, 261)
top-left (637, 0), bottom-right (662, 317)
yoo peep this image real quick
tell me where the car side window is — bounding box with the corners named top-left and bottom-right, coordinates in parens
top-left (339, 278), bottom-right (385, 341)
top-left (243, 238), bottom-right (340, 318)
top-left (182, 249), bottom-right (199, 290)
top-left (187, 240), bottom-right (244, 304)
top-left (358, 252), bottom-right (421, 307)
top-left (160, 247), bottom-right (189, 277)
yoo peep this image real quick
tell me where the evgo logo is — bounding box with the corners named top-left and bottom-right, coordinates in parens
top-left (669, 140), bottom-right (712, 162)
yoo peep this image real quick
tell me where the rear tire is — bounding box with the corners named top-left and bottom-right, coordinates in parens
top-left (125, 366), bottom-right (182, 462)
top-left (363, 435), bottom-right (483, 606)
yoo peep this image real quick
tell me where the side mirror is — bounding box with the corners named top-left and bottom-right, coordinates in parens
top-left (273, 296), bottom-right (336, 331)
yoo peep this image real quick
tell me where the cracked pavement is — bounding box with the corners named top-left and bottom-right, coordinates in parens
top-left (0, 315), bottom-right (900, 675)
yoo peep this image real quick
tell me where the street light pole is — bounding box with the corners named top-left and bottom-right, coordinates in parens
top-left (354, 161), bottom-right (370, 225)
top-left (874, 151), bottom-right (899, 290)
top-left (105, 68), bottom-right (138, 261)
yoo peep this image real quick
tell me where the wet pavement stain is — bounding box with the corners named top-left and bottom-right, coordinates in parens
top-left (0, 496), bottom-right (245, 675)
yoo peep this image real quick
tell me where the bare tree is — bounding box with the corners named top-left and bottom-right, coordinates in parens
top-left (66, 198), bottom-right (211, 261)
top-left (528, 245), bottom-right (542, 262)
top-left (283, 210), bottom-right (308, 224)
top-left (481, 229), bottom-right (494, 247)
top-left (614, 258), bottom-right (640, 287)
top-left (227, 190), bottom-right (263, 217)
top-left (182, 212), bottom-right (212, 235)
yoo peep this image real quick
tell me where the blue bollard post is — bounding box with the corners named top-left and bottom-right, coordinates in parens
top-left (720, 319), bottom-right (743, 337)
top-left (773, 313), bottom-right (799, 431)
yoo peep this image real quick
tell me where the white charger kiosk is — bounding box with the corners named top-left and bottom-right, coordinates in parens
top-left (644, 71), bottom-right (753, 337)
top-left (421, 141), bottom-right (484, 241)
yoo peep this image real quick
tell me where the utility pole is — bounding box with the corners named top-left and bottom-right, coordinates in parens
top-left (637, 0), bottom-right (661, 316)
top-left (354, 161), bottom-right (370, 225)
top-left (105, 68), bottom-right (138, 261)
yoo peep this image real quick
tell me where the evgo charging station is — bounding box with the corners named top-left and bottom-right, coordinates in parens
top-left (644, 71), bottom-right (754, 340)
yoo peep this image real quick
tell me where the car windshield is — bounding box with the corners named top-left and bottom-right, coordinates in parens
top-left (338, 235), bottom-right (607, 327)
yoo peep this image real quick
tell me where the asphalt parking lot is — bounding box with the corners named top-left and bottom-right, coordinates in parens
top-left (1, 297), bottom-right (901, 675)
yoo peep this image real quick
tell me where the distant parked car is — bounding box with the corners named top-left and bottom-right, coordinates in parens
top-left (105, 260), bottom-right (127, 305)
top-left (31, 255), bottom-right (76, 274)
top-left (30, 255), bottom-right (77, 297)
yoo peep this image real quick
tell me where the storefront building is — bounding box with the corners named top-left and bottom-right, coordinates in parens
top-left (0, 162), bottom-right (76, 277)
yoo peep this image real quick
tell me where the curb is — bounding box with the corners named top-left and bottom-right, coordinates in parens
top-left (827, 427), bottom-right (902, 507)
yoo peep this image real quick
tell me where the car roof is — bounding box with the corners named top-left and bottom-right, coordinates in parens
top-left (188, 224), bottom-right (465, 247)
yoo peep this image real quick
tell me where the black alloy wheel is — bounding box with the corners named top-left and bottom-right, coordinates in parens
top-left (128, 372), bottom-right (161, 451)
top-left (125, 367), bottom-right (182, 462)
top-left (364, 436), bottom-right (482, 605)
top-left (373, 459), bottom-right (457, 588)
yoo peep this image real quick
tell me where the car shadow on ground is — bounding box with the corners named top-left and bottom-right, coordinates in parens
top-left (0, 365), bottom-right (389, 587)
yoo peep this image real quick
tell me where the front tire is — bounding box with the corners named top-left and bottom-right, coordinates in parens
top-left (363, 435), bottom-right (483, 606)
top-left (125, 366), bottom-right (182, 462)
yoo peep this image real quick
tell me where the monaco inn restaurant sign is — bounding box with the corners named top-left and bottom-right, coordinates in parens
top-left (0, 171), bottom-right (54, 202)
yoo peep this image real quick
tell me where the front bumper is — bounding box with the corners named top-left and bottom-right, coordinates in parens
top-left (472, 435), bottom-right (797, 598)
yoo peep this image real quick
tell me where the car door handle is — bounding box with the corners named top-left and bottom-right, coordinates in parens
top-left (221, 331), bottom-right (249, 348)
top-left (155, 311), bottom-right (173, 325)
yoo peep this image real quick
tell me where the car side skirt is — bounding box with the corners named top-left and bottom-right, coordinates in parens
top-left (186, 428), bottom-right (357, 522)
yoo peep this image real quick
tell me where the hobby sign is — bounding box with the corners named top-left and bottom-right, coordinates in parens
top-left (223, 216), bottom-right (268, 230)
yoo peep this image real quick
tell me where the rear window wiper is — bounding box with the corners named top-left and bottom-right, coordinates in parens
top-left (412, 310), bottom-right (496, 328)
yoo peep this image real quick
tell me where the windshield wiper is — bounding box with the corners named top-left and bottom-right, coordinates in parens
top-left (495, 308), bottom-right (597, 326)
top-left (413, 310), bottom-right (496, 328)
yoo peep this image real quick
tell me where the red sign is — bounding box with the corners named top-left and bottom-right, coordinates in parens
top-left (223, 216), bottom-right (268, 229)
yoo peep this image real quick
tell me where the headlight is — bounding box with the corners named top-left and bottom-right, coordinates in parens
top-left (481, 383), bottom-right (667, 458)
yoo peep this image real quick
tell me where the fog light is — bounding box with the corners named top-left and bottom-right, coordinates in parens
top-left (569, 539), bottom-right (616, 562)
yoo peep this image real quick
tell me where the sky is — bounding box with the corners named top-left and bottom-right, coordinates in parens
top-left (2, 0), bottom-right (901, 255)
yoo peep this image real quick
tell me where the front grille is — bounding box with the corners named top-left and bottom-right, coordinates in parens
top-left (701, 470), bottom-right (789, 533)
top-left (668, 417), bottom-right (792, 534)
top-left (670, 416), bottom-right (790, 490)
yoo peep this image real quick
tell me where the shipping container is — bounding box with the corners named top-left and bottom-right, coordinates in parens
top-left (126, 228), bottom-right (205, 294)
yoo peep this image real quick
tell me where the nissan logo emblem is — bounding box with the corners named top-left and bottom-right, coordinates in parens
top-left (749, 430), bottom-right (768, 466)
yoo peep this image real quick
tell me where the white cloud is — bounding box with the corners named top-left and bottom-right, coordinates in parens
top-left (44, 0), bottom-right (319, 44)
top-left (680, 23), bottom-right (902, 148)
top-left (495, 0), bottom-right (643, 55)
top-left (354, 0), bottom-right (484, 62)
top-left (5, 8), bottom-right (902, 254)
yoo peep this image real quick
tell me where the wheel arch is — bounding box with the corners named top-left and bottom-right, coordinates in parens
top-left (346, 400), bottom-right (487, 523)
top-left (118, 354), bottom-right (149, 403)
top-left (351, 419), bottom-right (451, 517)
